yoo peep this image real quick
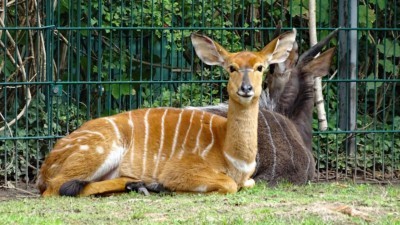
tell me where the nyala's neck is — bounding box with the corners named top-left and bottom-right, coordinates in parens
top-left (224, 98), bottom-right (259, 163)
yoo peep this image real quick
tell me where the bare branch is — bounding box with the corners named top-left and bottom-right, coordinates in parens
top-left (0, 19), bottom-right (32, 133)
top-left (0, 0), bottom-right (4, 38)
top-left (0, 112), bottom-right (13, 136)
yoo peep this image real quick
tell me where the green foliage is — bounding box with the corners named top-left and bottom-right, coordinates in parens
top-left (358, 5), bottom-right (376, 28)
top-left (142, 82), bottom-right (224, 108)
top-left (55, 0), bottom-right (296, 114)
top-left (0, 92), bottom-right (87, 178)
top-left (377, 38), bottom-right (400, 58)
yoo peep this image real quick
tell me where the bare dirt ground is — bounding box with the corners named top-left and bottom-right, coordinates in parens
top-left (285, 202), bottom-right (382, 223)
top-left (0, 181), bottom-right (40, 201)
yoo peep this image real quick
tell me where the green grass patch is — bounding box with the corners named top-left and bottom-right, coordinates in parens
top-left (0, 182), bottom-right (399, 225)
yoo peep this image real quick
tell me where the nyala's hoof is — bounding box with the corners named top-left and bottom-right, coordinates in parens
top-left (125, 182), bottom-right (172, 196)
top-left (125, 182), bottom-right (150, 196)
top-left (243, 179), bottom-right (256, 188)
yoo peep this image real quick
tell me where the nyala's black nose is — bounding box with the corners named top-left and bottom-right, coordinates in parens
top-left (241, 84), bottom-right (253, 94)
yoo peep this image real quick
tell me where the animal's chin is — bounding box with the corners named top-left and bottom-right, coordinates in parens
top-left (237, 90), bottom-right (254, 97)
top-left (236, 92), bottom-right (254, 104)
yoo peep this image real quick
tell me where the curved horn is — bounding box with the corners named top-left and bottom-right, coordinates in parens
top-left (298, 28), bottom-right (339, 64)
top-left (272, 20), bottom-right (282, 39)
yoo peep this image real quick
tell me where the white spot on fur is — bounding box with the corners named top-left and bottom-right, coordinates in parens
top-left (193, 185), bottom-right (208, 193)
top-left (96, 146), bottom-right (104, 154)
top-left (80, 145), bottom-right (89, 151)
top-left (224, 152), bottom-right (256, 174)
top-left (90, 141), bottom-right (125, 181)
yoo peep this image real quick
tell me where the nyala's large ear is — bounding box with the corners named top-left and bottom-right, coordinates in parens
top-left (260, 28), bottom-right (297, 65)
top-left (276, 41), bottom-right (299, 74)
top-left (191, 33), bottom-right (230, 66)
top-left (302, 47), bottom-right (336, 77)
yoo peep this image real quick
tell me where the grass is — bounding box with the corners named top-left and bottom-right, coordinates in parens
top-left (0, 182), bottom-right (399, 225)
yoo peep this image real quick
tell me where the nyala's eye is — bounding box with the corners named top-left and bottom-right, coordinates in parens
top-left (257, 65), bottom-right (263, 72)
top-left (229, 65), bottom-right (237, 73)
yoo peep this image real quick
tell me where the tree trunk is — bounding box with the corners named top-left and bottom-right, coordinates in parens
top-left (308, 0), bottom-right (328, 131)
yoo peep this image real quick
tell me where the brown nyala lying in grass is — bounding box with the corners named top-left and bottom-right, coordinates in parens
top-left (198, 29), bottom-right (337, 185)
top-left (36, 29), bottom-right (297, 197)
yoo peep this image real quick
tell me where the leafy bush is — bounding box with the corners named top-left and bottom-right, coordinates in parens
top-left (0, 92), bottom-right (87, 179)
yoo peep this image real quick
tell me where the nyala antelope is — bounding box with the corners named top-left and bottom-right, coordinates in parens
top-left (37, 29), bottom-right (297, 196)
top-left (199, 29), bottom-right (337, 185)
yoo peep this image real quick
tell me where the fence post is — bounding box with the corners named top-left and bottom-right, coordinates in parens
top-left (338, 0), bottom-right (358, 156)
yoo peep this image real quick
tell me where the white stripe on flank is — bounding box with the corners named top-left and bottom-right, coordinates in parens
top-left (281, 116), bottom-right (310, 176)
top-left (223, 152), bottom-right (256, 174)
top-left (192, 111), bottom-right (205, 154)
top-left (141, 109), bottom-right (151, 179)
top-left (272, 113), bottom-right (295, 166)
top-left (71, 130), bottom-right (106, 139)
top-left (104, 118), bottom-right (121, 141)
top-left (201, 114), bottom-right (215, 158)
top-left (178, 110), bottom-right (195, 159)
top-left (50, 164), bottom-right (58, 169)
top-left (62, 136), bottom-right (89, 141)
top-left (51, 144), bottom-right (74, 152)
top-left (305, 151), bottom-right (311, 178)
top-left (128, 111), bottom-right (135, 168)
top-left (169, 109), bottom-right (184, 158)
top-left (153, 109), bottom-right (168, 179)
top-left (260, 112), bottom-right (276, 179)
top-left (90, 141), bottom-right (125, 181)
top-left (128, 111), bottom-right (134, 128)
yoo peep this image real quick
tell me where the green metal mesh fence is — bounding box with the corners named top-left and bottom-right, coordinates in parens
top-left (0, 0), bottom-right (399, 188)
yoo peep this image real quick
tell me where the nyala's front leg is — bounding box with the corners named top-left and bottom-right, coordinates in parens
top-left (159, 155), bottom-right (238, 194)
